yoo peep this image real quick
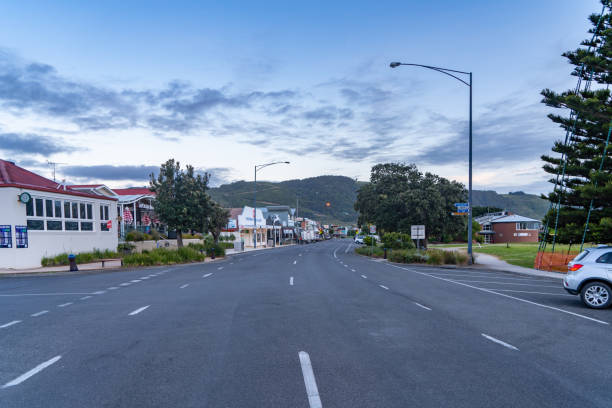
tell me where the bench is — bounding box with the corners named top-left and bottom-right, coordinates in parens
top-left (99, 258), bottom-right (123, 268)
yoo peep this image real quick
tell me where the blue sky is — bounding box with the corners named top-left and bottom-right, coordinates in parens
top-left (0, 0), bottom-right (600, 192)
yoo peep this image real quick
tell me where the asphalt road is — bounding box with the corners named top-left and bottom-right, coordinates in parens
top-left (0, 239), bottom-right (610, 407)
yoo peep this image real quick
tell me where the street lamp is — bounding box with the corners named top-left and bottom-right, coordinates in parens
top-left (390, 61), bottom-right (474, 264)
top-left (254, 161), bottom-right (290, 248)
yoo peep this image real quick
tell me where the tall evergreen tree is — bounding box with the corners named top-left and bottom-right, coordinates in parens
top-left (541, 0), bottom-right (612, 244)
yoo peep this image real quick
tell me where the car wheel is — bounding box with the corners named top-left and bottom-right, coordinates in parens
top-left (580, 281), bottom-right (612, 309)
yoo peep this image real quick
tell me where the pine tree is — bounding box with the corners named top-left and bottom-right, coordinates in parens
top-left (540, 0), bottom-right (612, 245)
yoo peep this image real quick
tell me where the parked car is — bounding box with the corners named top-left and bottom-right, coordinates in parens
top-left (354, 235), bottom-right (364, 244)
top-left (563, 246), bottom-right (612, 309)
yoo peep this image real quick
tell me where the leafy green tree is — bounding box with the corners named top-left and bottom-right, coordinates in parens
top-left (472, 206), bottom-right (503, 217)
top-left (354, 163), bottom-right (466, 242)
top-left (206, 203), bottom-right (230, 243)
top-left (541, 1), bottom-right (612, 244)
top-left (149, 159), bottom-right (211, 247)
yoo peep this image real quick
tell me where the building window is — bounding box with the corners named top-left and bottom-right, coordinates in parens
top-left (65, 221), bottom-right (79, 231)
top-left (482, 224), bottom-right (492, 231)
top-left (0, 225), bottom-right (11, 248)
top-left (26, 199), bottom-right (34, 216)
top-left (80, 203), bottom-right (86, 219)
top-left (55, 200), bottom-right (62, 218)
top-left (46, 220), bottom-right (63, 231)
top-left (15, 226), bottom-right (28, 248)
top-left (72, 202), bottom-right (78, 219)
top-left (80, 222), bottom-right (93, 231)
top-left (64, 202), bottom-right (71, 218)
top-left (35, 198), bottom-right (44, 217)
top-left (86, 204), bottom-right (93, 220)
top-left (516, 222), bottom-right (538, 230)
top-left (27, 220), bottom-right (44, 230)
top-left (45, 199), bottom-right (53, 217)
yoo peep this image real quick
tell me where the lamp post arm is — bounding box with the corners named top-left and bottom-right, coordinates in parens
top-left (393, 63), bottom-right (470, 87)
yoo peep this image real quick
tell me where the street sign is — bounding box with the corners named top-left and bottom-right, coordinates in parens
top-left (455, 207), bottom-right (469, 213)
top-left (451, 212), bottom-right (468, 216)
top-left (411, 225), bottom-right (425, 239)
top-left (369, 225), bottom-right (376, 234)
top-left (454, 203), bottom-right (468, 207)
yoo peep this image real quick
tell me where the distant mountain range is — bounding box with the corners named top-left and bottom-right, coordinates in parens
top-left (209, 176), bottom-right (549, 225)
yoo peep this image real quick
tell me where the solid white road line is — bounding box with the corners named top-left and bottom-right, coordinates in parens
top-left (293, 260), bottom-right (297, 265)
top-left (179, 284), bottom-right (189, 289)
top-left (218, 266), bottom-right (224, 270)
top-left (361, 275), bottom-right (367, 279)
top-left (447, 280), bottom-right (561, 288)
top-left (2, 355), bottom-right (62, 388)
top-left (481, 333), bottom-right (519, 351)
top-left (108, 287), bottom-right (119, 290)
top-left (57, 302), bottom-right (73, 308)
top-left (80, 296), bottom-right (92, 300)
top-left (92, 291), bottom-right (106, 295)
top-left (426, 273), bottom-right (545, 281)
top-left (379, 285), bottom-right (389, 290)
top-left (31, 310), bottom-right (49, 317)
top-left (0, 292), bottom-right (92, 297)
top-left (290, 276), bottom-right (294, 286)
top-left (483, 289), bottom-right (573, 296)
top-left (414, 302), bottom-right (432, 311)
top-left (203, 273), bottom-right (213, 278)
top-left (128, 305), bottom-right (150, 316)
top-left (386, 264), bottom-right (609, 325)
top-left (0, 320), bottom-right (21, 329)
top-left (333, 247), bottom-right (339, 258)
top-left (299, 351), bottom-right (323, 408)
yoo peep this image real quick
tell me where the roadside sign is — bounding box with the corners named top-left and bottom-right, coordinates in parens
top-left (106, 220), bottom-right (112, 229)
top-left (369, 225), bottom-right (376, 234)
top-left (451, 212), bottom-right (468, 216)
top-left (454, 203), bottom-right (468, 207)
top-left (411, 225), bottom-right (425, 239)
top-left (455, 207), bottom-right (469, 213)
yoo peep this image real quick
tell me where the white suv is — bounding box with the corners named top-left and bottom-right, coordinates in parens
top-left (564, 246), bottom-right (612, 309)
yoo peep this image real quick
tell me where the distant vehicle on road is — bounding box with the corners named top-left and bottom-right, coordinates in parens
top-left (564, 246), bottom-right (612, 309)
top-left (354, 235), bottom-right (364, 244)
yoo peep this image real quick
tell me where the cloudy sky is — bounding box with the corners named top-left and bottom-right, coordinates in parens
top-left (0, 0), bottom-right (599, 192)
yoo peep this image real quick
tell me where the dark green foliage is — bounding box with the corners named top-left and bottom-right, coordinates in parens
top-left (472, 206), bottom-right (503, 217)
top-left (41, 249), bottom-right (120, 266)
top-left (381, 232), bottom-right (415, 249)
top-left (540, 2), bottom-right (612, 244)
top-left (354, 163), bottom-right (466, 242)
top-left (125, 231), bottom-right (152, 241)
top-left (363, 236), bottom-right (377, 246)
top-left (206, 203), bottom-right (230, 243)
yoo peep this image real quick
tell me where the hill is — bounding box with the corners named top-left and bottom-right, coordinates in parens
top-left (472, 190), bottom-right (548, 220)
top-left (208, 175), bottom-right (362, 225)
top-left (209, 176), bottom-right (549, 224)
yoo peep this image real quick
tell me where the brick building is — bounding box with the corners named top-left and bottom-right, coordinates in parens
top-left (475, 211), bottom-right (541, 244)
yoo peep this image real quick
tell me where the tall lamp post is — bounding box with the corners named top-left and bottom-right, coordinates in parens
top-left (254, 161), bottom-right (290, 248)
top-left (390, 61), bottom-right (473, 264)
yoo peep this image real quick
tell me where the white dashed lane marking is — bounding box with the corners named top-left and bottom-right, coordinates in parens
top-left (481, 333), bottom-right (519, 351)
top-left (414, 302), bottom-right (432, 311)
top-left (179, 284), bottom-right (189, 289)
top-left (31, 310), bottom-right (49, 317)
top-left (128, 305), bottom-right (150, 316)
top-left (57, 302), bottom-right (73, 308)
top-left (0, 320), bottom-right (21, 329)
top-left (379, 285), bottom-right (389, 290)
top-left (80, 296), bottom-right (92, 300)
top-left (2, 355), bottom-right (62, 388)
top-left (203, 273), bottom-right (213, 278)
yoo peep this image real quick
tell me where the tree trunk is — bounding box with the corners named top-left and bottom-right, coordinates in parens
top-left (177, 230), bottom-right (184, 248)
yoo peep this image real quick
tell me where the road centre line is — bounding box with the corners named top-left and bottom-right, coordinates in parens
top-left (92, 291), bottom-right (106, 295)
top-left (361, 275), bottom-right (367, 279)
top-left (386, 263), bottom-right (609, 325)
top-left (299, 351), bottom-right (323, 408)
top-left (351, 269), bottom-right (356, 272)
top-left (2, 355), bottom-right (62, 388)
top-left (0, 320), bottom-right (21, 329)
top-left (179, 284), bottom-right (189, 289)
top-left (447, 280), bottom-right (561, 288)
top-left (414, 302), bottom-right (432, 311)
top-left (290, 276), bottom-right (294, 286)
top-left (108, 287), bottom-right (119, 290)
top-left (203, 273), bottom-right (213, 278)
top-left (379, 285), bottom-right (389, 290)
top-left (484, 289), bottom-right (573, 296)
top-left (57, 302), bottom-right (73, 308)
top-left (130, 280), bottom-right (141, 283)
top-left (31, 310), bottom-right (49, 317)
top-left (119, 283), bottom-right (131, 286)
top-left (140, 276), bottom-right (149, 279)
top-left (343, 264), bottom-right (348, 268)
top-left (128, 305), bottom-right (150, 316)
top-left (80, 296), bottom-right (92, 300)
top-left (0, 292), bottom-right (92, 297)
top-left (481, 333), bottom-right (519, 351)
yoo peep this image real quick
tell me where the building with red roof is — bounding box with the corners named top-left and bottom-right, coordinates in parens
top-left (0, 159), bottom-right (118, 269)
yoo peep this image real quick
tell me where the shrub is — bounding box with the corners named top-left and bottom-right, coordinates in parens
top-left (426, 249), bottom-right (444, 265)
top-left (388, 249), bottom-right (407, 263)
top-left (381, 232), bottom-right (415, 249)
top-left (363, 236), bottom-right (377, 246)
top-left (125, 231), bottom-right (152, 241)
top-left (149, 228), bottom-right (161, 241)
top-left (118, 243), bottom-right (135, 253)
top-left (41, 248), bottom-right (119, 266)
top-left (355, 246), bottom-right (384, 258)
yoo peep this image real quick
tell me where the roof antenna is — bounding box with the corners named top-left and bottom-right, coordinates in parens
top-left (46, 160), bottom-right (67, 182)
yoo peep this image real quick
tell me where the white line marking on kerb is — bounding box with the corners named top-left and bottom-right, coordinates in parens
top-left (379, 285), bottom-right (389, 290)
top-left (179, 284), bottom-right (189, 289)
top-left (10, 355), bottom-right (53, 386)
top-left (290, 276), bottom-right (294, 286)
top-left (2, 355), bottom-right (62, 388)
top-left (57, 302), bottom-right (73, 308)
top-left (0, 320), bottom-right (21, 329)
top-left (128, 305), bottom-right (150, 316)
top-left (361, 275), bottom-right (367, 279)
top-left (80, 296), bottom-right (92, 300)
top-left (203, 273), bottom-right (213, 278)
top-left (31, 310), bottom-right (49, 317)
top-left (414, 302), bottom-right (432, 311)
top-left (386, 264), bottom-right (609, 325)
top-left (299, 351), bottom-right (323, 408)
top-left (481, 333), bottom-right (519, 351)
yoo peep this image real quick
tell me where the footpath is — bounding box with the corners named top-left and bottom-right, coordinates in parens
top-left (0, 243), bottom-right (295, 276)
